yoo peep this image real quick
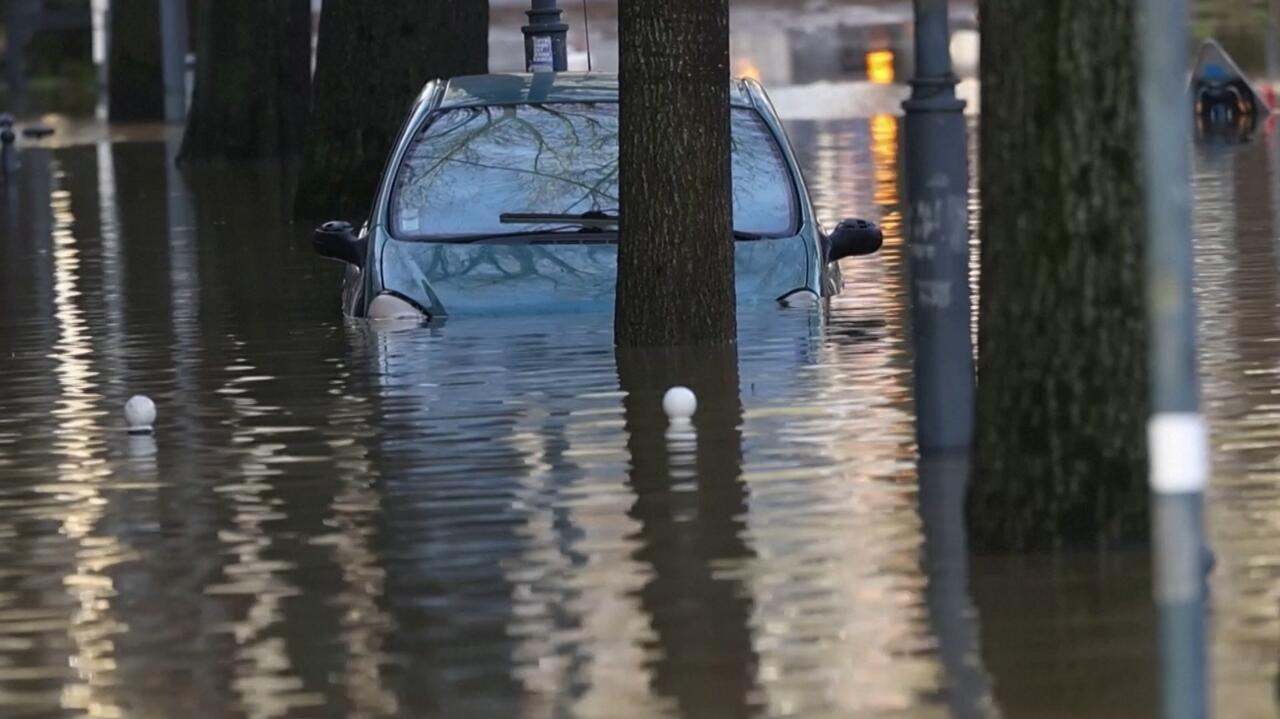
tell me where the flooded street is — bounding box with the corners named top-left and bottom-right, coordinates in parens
top-left (2, 115), bottom-right (1277, 719)
top-left (1, 2), bottom-right (1279, 718)
top-left (0, 120), bottom-right (933, 718)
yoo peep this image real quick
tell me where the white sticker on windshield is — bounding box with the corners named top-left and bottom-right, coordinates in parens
top-left (401, 214), bottom-right (420, 232)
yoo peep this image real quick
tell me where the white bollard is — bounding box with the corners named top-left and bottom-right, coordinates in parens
top-left (662, 386), bottom-right (697, 424)
top-left (124, 395), bottom-right (157, 435)
top-left (662, 387), bottom-right (698, 473)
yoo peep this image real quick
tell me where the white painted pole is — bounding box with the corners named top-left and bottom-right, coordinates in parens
top-left (1137, 0), bottom-right (1211, 714)
top-left (91, 0), bottom-right (112, 120)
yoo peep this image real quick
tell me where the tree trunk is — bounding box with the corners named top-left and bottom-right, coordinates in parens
top-left (615, 0), bottom-right (736, 347)
top-left (109, 0), bottom-right (164, 122)
top-left (969, 0), bottom-right (1149, 551)
top-left (295, 0), bottom-right (488, 221)
top-left (179, 0), bottom-right (311, 162)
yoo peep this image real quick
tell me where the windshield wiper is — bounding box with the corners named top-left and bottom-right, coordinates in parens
top-left (446, 227), bottom-right (598, 243)
top-left (500, 210), bottom-right (620, 228)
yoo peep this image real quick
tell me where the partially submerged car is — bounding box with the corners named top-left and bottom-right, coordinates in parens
top-left (313, 73), bottom-right (882, 319)
top-left (1191, 39), bottom-right (1271, 142)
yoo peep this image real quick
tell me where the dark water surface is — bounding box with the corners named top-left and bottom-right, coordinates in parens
top-left (0, 115), bottom-right (1278, 718)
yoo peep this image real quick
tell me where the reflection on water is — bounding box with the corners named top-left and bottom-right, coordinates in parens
top-left (1195, 130), bottom-right (1280, 719)
top-left (1, 94), bottom-right (1280, 719)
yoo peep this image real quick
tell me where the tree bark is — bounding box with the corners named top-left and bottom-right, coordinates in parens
top-left (615, 0), bottom-right (736, 347)
top-left (969, 0), bottom-right (1149, 551)
top-left (179, 0), bottom-right (311, 162)
top-left (295, 0), bottom-right (488, 221)
top-left (109, 0), bottom-right (164, 122)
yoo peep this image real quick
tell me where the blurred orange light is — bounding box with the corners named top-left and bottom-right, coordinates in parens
top-left (866, 50), bottom-right (895, 85)
top-left (735, 58), bottom-right (763, 82)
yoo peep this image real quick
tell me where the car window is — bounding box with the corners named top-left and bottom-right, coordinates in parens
top-left (390, 103), bottom-right (798, 239)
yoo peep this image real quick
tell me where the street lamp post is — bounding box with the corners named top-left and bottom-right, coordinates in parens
top-left (5, 0), bottom-right (38, 114)
top-left (158, 0), bottom-right (189, 123)
top-left (902, 0), bottom-right (974, 453)
top-left (524, 0), bottom-right (569, 73)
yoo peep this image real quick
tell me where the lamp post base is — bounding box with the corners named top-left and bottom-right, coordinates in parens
top-left (523, 4), bottom-right (569, 72)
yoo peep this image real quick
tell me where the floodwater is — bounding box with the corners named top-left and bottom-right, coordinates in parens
top-left (3, 118), bottom-right (1278, 719)
top-left (2, 10), bottom-right (1280, 719)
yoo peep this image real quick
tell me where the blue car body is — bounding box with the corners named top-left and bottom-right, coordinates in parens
top-left (334, 73), bottom-right (846, 318)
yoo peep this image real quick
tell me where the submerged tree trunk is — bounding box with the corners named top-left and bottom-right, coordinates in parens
top-left (969, 0), bottom-right (1148, 550)
top-left (615, 0), bottom-right (736, 347)
top-left (295, 0), bottom-right (488, 220)
top-left (179, 0), bottom-right (311, 162)
top-left (109, 0), bottom-right (164, 122)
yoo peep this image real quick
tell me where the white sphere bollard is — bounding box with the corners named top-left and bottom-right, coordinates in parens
top-left (124, 395), bottom-right (157, 435)
top-left (662, 386), bottom-right (697, 423)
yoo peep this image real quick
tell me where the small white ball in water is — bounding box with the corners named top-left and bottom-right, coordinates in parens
top-left (663, 386), bottom-right (697, 422)
top-left (124, 395), bottom-right (157, 434)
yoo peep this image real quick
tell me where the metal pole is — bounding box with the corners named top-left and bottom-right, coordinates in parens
top-left (523, 0), bottom-right (569, 73)
top-left (92, 0), bottom-right (111, 120)
top-left (0, 116), bottom-right (17, 177)
top-left (918, 452), bottom-right (991, 718)
top-left (902, 0), bottom-right (974, 452)
top-left (1138, 0), bottom-right (1210, 715)
top-left (1153, 493), bottom-right (1210, 719)
top-left (158, 0), bottom-right (189, 123)
top-left (5, 0), bottom-right (38, 114)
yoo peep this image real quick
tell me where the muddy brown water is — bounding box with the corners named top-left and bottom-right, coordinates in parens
top-left (3, 29), bottom-right (1280, 719)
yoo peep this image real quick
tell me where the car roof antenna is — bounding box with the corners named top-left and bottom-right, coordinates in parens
top-left (582, 0), bottom-right (593, 71)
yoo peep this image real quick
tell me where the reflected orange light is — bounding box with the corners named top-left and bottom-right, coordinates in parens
top-left (869, 114), bottom-right (899, 205)
top-left (869, 113), bottom-right (901, 247)
top-left (866, 50), bottom-right (895, 85)
top-left (735, 57), bottom-right (763, 82)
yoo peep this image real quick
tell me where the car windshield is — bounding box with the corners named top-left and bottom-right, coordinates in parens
top-left (390, 103), bottom-right (798, 240)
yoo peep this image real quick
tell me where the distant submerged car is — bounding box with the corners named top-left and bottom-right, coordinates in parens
top-left (313, 73), bottom-right (883, 320)
top-left (1191, 39), bottom-right (1271, 142)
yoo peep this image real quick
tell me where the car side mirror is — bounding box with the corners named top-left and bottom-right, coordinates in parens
top-left (828, 218), bottom-right (883, 261)
top-left (313, 221), bottom-right (367, 267)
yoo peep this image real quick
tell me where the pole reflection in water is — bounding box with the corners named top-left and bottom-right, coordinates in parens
top-left (164, 134), bottom-right (201, 442)
top-left (917, 453), bottom-right (992, 718)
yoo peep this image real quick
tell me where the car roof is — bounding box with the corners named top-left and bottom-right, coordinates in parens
top-left (439, 72), bottom-right (757, 109)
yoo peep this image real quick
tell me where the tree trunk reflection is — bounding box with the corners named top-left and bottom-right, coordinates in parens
top-left (617, 345), bottom-right (758, 717)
